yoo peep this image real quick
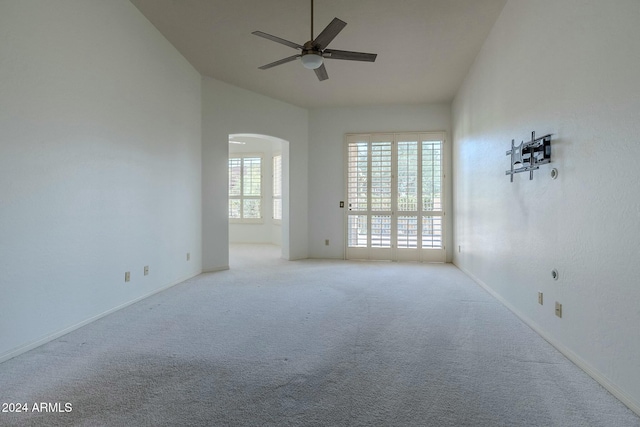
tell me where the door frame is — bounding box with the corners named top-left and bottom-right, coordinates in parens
top-left (343, 131), bottom-right (446, 262)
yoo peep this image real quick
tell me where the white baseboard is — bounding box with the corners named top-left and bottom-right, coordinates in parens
top-left (454, 262), bottom-right (640, 418)
top-left (0, 270), bottom-right (202, 364)
top-left (202, 265), bottom-right (229, 273)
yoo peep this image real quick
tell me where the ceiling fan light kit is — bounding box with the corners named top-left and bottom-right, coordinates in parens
top-left (252, 0), bottom-right (377, 81)
top-left (301, 51), bottom-right (323, 69)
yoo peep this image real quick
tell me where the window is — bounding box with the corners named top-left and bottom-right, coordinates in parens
top-left (229, 155), bottom-right (263, 222)
top-left (273, 155), bottom-right (282, 222)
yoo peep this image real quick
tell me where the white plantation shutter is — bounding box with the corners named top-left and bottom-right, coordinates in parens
top-left (370, 139), bottom-right (392, 248)
top-left (228, 158), bottom-right (242, 219)
top-left (228, 155), bottom-right (263, 222)
top-left (273, 155), bottom-right (282, 221)
top-left (347, 141), bottom-right (368, 212)
top-left (346, 132), bottom-right (445, 262)
top-left (346, 138), bottom-right (370, 248)
top-left (397, 138), bottom-right (419, 249)
top-left (422, 140), bottom-right (443, 248)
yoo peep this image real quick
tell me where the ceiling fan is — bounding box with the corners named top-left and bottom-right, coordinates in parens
top-left (251, 0), bottom-right (377, 81)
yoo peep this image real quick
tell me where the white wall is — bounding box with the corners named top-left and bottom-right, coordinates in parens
top-left (308, 105), bottom-right (452, 259)
top-left (229, 138), bottom-right (282, 245)
top-left (0, 0), bottom-right (202, 361)
top-left (202, 78), bottom-right (308, 267)
top-left (452, 0), bottom-right (640, 414)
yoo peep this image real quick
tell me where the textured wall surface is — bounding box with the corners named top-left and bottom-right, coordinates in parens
top-left (452, 0), bottom-right (640, 413)
top-left (201, 78), bottom-right (309, 266)
top-left (0, 0), bottom-right (202, 361)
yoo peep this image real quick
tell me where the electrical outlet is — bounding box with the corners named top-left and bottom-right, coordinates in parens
top-left (538, 292), bottom-right (543, 305)
top-left (144, 266), bottom-right (149, 276)
top-left (325, 239), bottom-right (329, 246)
top-left (555, 302), bottom-right (562, 318)
top-left (124, 272), bottom-right (130, 282)
top-left (186, 252), bottom-right (190, 261)
top-left (458, 245), bottom-right (461, 253)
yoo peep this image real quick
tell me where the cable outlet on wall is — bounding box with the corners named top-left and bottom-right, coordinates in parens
top-left (458, 245), bottom-right (461, 253)
top-left (124, 271), bottom-right (130, 282)
top-left (144, 266), bottom-right (149, 276)
top-left (538, 292), bottom-right (543, 305)
top-left (325, 239), bottom-right (329, 246)
top-left (186, 252), bottom-right (190, 261)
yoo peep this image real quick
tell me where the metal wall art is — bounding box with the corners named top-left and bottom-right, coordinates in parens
top-left (506, 131), bottom-right (551, 181)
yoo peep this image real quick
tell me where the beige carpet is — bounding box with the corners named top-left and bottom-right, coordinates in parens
top-left (0, 244), bottom-right (638, 426)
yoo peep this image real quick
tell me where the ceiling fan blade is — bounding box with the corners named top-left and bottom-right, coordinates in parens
top-left (312, 18), bottom-right (346, 50)
top-left (252, 31), bottom-right (303, 50)
top-left (323, 49), bottom-right (377, 62)
top-left (314, 63), bottom-right (328, 81)
top-left (259, 55), bottom-right (301, 70)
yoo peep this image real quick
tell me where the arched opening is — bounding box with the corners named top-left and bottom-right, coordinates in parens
top-left (228, 133), bottom-right (290, 265)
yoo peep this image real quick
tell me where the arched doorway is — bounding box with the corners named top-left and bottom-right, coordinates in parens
top-left (228, 133), bottom-right (290, 263)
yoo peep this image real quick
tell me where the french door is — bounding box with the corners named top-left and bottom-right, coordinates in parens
top-left (345, 132), bottom-right (445, 262)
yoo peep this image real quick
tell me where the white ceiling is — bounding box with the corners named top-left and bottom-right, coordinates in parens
top-left (130, 0), bottom-right (507, 109)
